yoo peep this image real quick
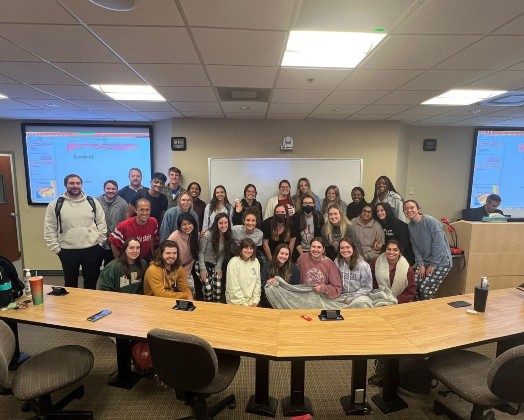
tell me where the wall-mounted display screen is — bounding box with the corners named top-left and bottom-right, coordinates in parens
top-left (22, 124), bottom-right (153, 204)
top-left (469, 128), bottom-right (524, 218)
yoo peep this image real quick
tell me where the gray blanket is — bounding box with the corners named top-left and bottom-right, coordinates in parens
top-left (265, 277), bottom-right (397, 309)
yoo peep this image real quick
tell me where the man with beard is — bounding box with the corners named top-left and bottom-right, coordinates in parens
top-left (44, 174), bottom-right (106, 289)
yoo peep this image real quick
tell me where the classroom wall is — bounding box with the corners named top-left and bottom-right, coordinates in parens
top-left (0, 118), bottom-right (474, 270)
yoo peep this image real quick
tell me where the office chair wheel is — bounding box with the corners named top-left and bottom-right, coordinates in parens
top-left (72, 386), bottom-right (85, 399)
top-left (20, 402), bottom-right (31, 412)
top-left (228, 402), bottom-right (236, 409)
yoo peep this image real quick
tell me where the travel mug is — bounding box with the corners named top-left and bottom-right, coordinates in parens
top-left (473, 285), bottom-right (488, 312)
top-left (29, 276), bottom-right (44, 305)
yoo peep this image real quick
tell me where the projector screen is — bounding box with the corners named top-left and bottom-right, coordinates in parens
top-left (22, 123), bottom-right (153, 204)
top-left (468, 128), bottom-right (524, 217)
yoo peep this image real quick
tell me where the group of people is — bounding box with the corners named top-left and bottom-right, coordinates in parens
top-left (44, 170), bottom-right (457, 308)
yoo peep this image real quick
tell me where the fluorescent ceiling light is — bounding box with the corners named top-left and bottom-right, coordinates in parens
top-left (422, 90), bottom-right (507, 106)
top-left (282, 31), bottom-right (386, 68)
top-left (0, 94), bottom-right (7, 99)
top-left (90, 84), bottom-right (166, 101)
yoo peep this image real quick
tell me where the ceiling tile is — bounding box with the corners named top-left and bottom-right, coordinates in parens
top-left (440, 105), bottom-right (498, 117)
top-left (361, 35), bottom-right (480, 70)
top-left (314, 104), bottom-right (365, 114)
top-left (61, 0), bottom-right (185, 26)
top-left (494, 15), bottom-right (524, 35)
top-left (0, 84), bottom-right (57, 99)
top-left (155, 86), bottom-right (216, 102)
top-left (346, 115), bottom-right (386, 121)
top-left (94, 111), bottom-right (149, 121)
top-left (399, 70), bottom-right (497, 91)
top-left (208, 65), bottom-right (278, 88)
top-left (0, 109), bottom-right (67, 119)
top-left (386, 114), bottom-right (426, 124)
top-left (224, 112), bottom-right (266, 119)
top-left (0, 37), bottom-right (40, 61)
top-left (464, 70), bottom-right (524, 90)
top-left (181, 0), bottom-right (295, 30)
top-left (340, 70), bottom-right (422, 90)
top-left (437, 36), bottom-right (524, 70)
top-left (220, 101), bottom-right (268, 113)
top-left (131, 64), bottom-right (210, 86)
top-left (0, 62), bottom-right (82, 84)
top-left (413, 115), bottom-right (471, 126)
top-left (193, 28), bottom-right (286, 66)
top-left (138, 111), bottom-right (183, 120)
top-left (356, 104), bottom-right (413, 114)
top-left (448, 116), bottom-right (514, 126)
top-left (170, 102), bottom-right (221, 112)
top-left (376, 91), bottom-right (440, 105)
top-left (52, 110), bottom-right (106, 119)
top-left (55, 63), bottom-right (144, 84)
top-left (309, 114), bottom-right (350, 120)
top-left (325, 90), bottom-right (389, 105)
top-left (181, 111), bottom-right (224, 118)
top-left (0, 0), bottom-right (77, 23)
top-left (0, 24), bottom-right (118, 62)
top-left (0, 99), bottom-right (39, 110)
top-left (268, 103), bottom-right (318, 113)
top-left (476, 107), bottom-right (524, 117)
top-left (508, 61), bottom-right (524, 71)
top-left (267, 113), bottom-right (310, 119)
top-left (398, 105), bottom-right (458, 116)
top-left (92, 26), bottom-right (199, 64)
top-left (69, 100), bottom-right (132, 111)
top-left (272, 89), bottom-right (331, 104)
top-left (395, 0), bottom-right (524, 34)
top-left (276, 68), bottom-right (352, 90)
top-left (32, 85), bottom-right (109, 100)
top-left (14, 99), bottom-right (86, 111)
top-left (119, 101), bottom-right (177, 112)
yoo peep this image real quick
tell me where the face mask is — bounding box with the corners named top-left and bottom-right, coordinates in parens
top-left (303, 205), bottom-right (314, 214)
top-left (275, 214), bottom-right (286, 223)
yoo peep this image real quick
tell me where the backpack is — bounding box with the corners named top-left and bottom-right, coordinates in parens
top-left (131, 341), bottom-right (154, 376)
top-left (0, 255), bottom-right (24, 299)
top-left (55, 196), bottom-right (97, 233)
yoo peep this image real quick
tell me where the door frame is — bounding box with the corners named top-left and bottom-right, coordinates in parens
top-left (0, 151), bottom-right (23, 265)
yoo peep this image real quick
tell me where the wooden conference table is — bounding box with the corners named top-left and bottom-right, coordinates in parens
top-left (2, 286), bottom-right (524, 417)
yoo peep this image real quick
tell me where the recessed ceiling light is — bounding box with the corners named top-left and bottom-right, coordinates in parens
top-left (89, 0), bottom-right (135, 11)
top-left (90, 84), bottom-right (166, 101)
top-left (239, 106), bottom-right (250, 110)
top-left (332, 108), bottom-right (343, 112)
top-left (422, 90), bottom-right (507, 106)
top-left (282, 31), bottom-right (386, 68)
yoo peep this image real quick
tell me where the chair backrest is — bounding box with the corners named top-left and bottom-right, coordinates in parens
top-left (487, 343), bottom-right (524, 403)
top-left (147, 329), bottom-right (218, 391)
top-left (0, 320), bottom-right (16, 388)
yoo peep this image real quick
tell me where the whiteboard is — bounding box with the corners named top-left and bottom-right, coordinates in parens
top-left (208, 158), bottom-right (362, 209)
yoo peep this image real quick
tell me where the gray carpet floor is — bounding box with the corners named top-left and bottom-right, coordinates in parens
top-left (1, 322), bottom-right (521, 419)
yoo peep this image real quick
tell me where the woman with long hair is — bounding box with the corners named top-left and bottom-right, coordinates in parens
top-left (202, 185), bottom-right (233, 233)
top-left (374, 201), bottom-right (415, 266)
top-left (226, 238), bottom-right (261, 306)
top-left (371, 239), bottom-right (416, 304)
top-left (334, 237), bottom-right (372, 305)
top-left (263, 179), bottom-right (294, 220)
top-left (198, 212), bottom-right (233, 302)
top-left (99, 237), bottom-right (147, 294)
top-left (296, 237), bottom-right (341, 299)
top-left (167, 213), bottom-right (199, 295)
top-left (322, 204), bottom-right (360, 259)
top-left (346, 186), bottom-right (368, 220)
top-left (403, 200), bottom-right (452, 300)
top-left (291, 193), bottom-right (324, 262)
top-left (351, 203), bottom-right (385, 262)
top-left (262, 204), bottom-right (297, 261)
top-left (371, 175), bottom-right (404, 220)
top-left (292, 177), bottom-right (321, 213)
top-left (232, 183), bottom-right (263, 227)
top-left (321, 185), bottom-right (347, 219)
top-left (261, 243), bottom-right (300, 287)
top-left (159, 191), bottom-right (200, 242)
top-left (187, 182), bottom-right (206, 230)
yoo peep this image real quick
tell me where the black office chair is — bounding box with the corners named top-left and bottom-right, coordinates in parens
top-left (0, 319), bottom-right (94, 419)
top-left (428, 344), bottom-right (524, 420)
top-left (147, 329), bottom-right (240, 420)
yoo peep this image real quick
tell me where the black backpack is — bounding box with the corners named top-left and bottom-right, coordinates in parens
top-left (55, 196), bottom-right (97, 233)
top-left (0, 255), bottom-right (24, 299)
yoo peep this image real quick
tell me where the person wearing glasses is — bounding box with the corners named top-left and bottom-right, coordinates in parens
top-left (263, 179), bottom-right (294, 221)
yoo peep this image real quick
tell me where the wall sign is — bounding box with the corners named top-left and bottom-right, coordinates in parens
top-left (423, 138), bottom-right (437, 151)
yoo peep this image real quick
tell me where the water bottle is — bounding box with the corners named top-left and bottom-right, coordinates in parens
top-left (23, 268), bottom-right (32, 297)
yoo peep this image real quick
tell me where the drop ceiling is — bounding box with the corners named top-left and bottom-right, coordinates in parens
top-left (0, 0), bottom-right (524, 126)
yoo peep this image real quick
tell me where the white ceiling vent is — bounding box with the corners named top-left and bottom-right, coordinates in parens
top-left (216, 87), bottom-right (271, 102)
top-left (481, 91), bottom-right (524, 107)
